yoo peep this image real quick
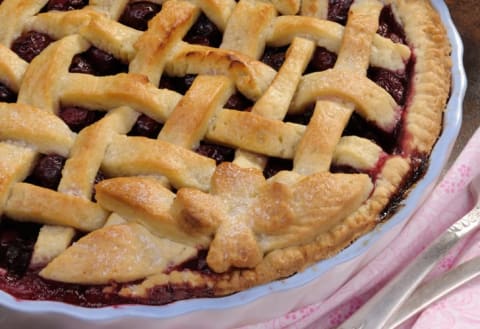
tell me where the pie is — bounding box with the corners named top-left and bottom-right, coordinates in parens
top-left (0, 0), bottom-right (451, 307)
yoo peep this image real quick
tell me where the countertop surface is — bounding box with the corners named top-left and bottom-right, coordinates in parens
top-left (445, 0), bottom-right (479, 167)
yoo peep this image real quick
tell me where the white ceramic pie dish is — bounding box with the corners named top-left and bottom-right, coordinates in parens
top-left (0, 1), bottom-right (466, 328)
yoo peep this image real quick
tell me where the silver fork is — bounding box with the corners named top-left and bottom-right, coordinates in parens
top-left (338, 175), bottom-right (480, 329)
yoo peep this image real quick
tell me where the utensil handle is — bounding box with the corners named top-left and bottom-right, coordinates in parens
top-left (386, 255), bottom-right (480, 329)
top-left (337, 205), bottom-right (480, 329)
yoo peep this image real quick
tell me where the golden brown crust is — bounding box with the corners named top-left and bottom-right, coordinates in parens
top-left (290, 69), bottom-right (400, 131)
top-left (221, 0), bottom-right (277, 59)
top-left (158, 75), bottom-right (234, 149)
top-left (390, 0), bottom-right (451, 154)
top-left (39, 223), bottom-right (197, 284)
top-left (0, 0), bottom-right (451, 304)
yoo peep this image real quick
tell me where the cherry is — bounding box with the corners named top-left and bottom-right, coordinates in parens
top-left (368, 67), bottom-right (406, 105)
top-left (159, 74), bottom-right (196, 94)
top-left (377, 5), bottom-right (407, 44)
top-left (328, 0), bottom-right (354, 25)
top-left (129, 114), bottom-right (163, 138)
top-left (59, 106), bottom-right (102, 132)
top-left (263, 158), bottom-right (293, 179)
top-left (45, 0), bottom-right (88, 11)
top-left (31, 154), bottom-right (66, 190)
top-left (225, 93), bottom-right (253, 111)
top-left (306, 47), bottom-right (337, 73)
top-left (119, 2), bottom-right (162, 31)
top-left (0, 83), bottom-right (17, 103)
top-left (196, 142), bottom-right (234, 164)
top-left (260, 47), bottom-right (287, 71)
top-left (86, 47), bottom-right (127, 76)
top-left (69, 54), bottom-right (95, 74)
top-left (11, 31), bottom-right (54, 62)
top-left (4, 240), bottom-right (32, 277)
top-left (69, 47), bottom-right (127, 76)
top-left (184, 13), bottom-right (222, 47)
top-left (284, 104), bottom-right (315, 126)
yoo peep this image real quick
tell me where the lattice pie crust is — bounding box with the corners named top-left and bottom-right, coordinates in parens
top-left (0, 0), bottom-right (450, 304)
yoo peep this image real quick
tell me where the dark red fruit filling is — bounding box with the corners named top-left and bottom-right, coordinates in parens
top-left (174, 250), bottom-right (214, 275)
top-left (146, 282), bottom-right (215, 305)
top-left (43, 0), bottom-right (88, 11)
top-left (184, 13), bottom-right (222, 47)
top-left (0, 216), bottom-right (216, 307)
top-left (159, 74), bottom-right (196, 94)
top-left (0, 219), bottom-right (40, 278)
top-left (0, 263), bottom-right (131, 307)
top-left (343, 112), bottom-right (400, 154)
top-left (328, 0), bottom-right (354, 25)
top-left (0, 83), bottom-right (17, 103)
top-left (59, 106), bottom-right (105, 132)
top-left (225, 92), bottom-right (253, 111)
top-left (284, 103), bottom-right (315, 126)
top-left (196, 142), bottom-right (235, 164)
top-left (368, 67), bottom-right (408, 105)
top-left (28, 154), bottom-right (66, 190)
top-left (377, 5), bottom-right (407, 44)
top-left (69, 47), bottom-right (128, 76)
top-left (263, 157), bottom-right (293, 179)
top-left (11, 31), bottom-right (54, 62)
top-left (306, 46), bottom-right (337, 73)
top-left (260, 46), bottom-right (288, 71)
top-left (119, 1), bottom-right (162, 31)
top-left (128, 114), bottom-right (163, 139)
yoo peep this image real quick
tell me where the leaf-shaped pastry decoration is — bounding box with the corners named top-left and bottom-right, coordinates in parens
top-left (96, 163), bottom-right (373, 274)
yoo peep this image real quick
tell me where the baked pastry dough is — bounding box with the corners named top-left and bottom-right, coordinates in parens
top-left (0, 0), bottom-right (451, 306)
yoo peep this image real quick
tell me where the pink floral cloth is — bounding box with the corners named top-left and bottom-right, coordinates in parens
top-left (240, 127), bottom-right (480, 329)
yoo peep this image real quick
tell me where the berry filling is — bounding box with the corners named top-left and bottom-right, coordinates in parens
top-left (284, 103), bottom-right (315, 126)
top-left (263, 157), bottom-right (293, 179)
top-left (0, 217), bottom-right (215, 307)
top-left (305, 47), bottom-right (338, 73)
top-left (368, 67), bottom-right (408, 105)
top-left (377, 5), bottom-right (407, 44)
top-left (27, 154), bottom-right (66, 190)
top-left (261, 46), bottom-right (288, 71)
top-left (343, 112), bottom-right (400, 154)
top-left (328, 0), bottom-right (354, 25)
top-left (159, 74), bottom-right (197, 94)
top-left (225, 92), bottom-right (253, 111)
top-left (42, 0), bottom-right (88, 12)
top-left (59, 106), bottom-right (105, 132)
top-left (174, 250), bottom-right (215, 275)
top-left (11, 31), bottom-right (54, 63)
top-left (0, 83), bottom-right (17, 103)
top-left (128, 114), bottom-right (163, 139)
top-left (119, 1), bottom-right (162, 31)
top-left (69, 47), bottom-right (128, 76)
top-left (195, 142), bottom-right (235, 164)
top-left (0, 219), bottom-right (40, 278)
top-left (183, 13), bottom-right (222, 47)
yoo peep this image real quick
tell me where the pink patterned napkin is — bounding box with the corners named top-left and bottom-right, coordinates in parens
top-left (240, 127), bottom-right (480, 329)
